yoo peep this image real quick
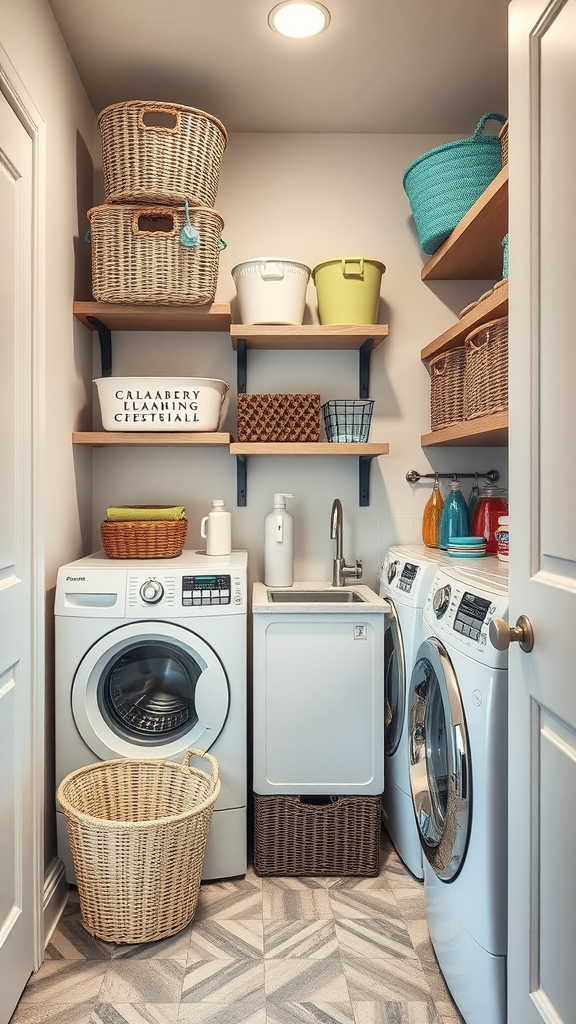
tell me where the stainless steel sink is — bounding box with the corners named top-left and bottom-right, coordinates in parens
top-left (268, 589), bottom-right (365, 603)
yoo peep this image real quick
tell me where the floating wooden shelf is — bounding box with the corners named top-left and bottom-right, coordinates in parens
top-left (230, 442), bottom-right (389, 456)
top-left (72, 432), bottom-right (232, 447)
top-left (421, 282), bottom-right (508, 363)
top-left (421, 166), bottom-right (508, 281)
top-left (230, 324), bottom-right (388, 351)
top-left (421, 412), bottom-right (508, 448)
top-left (73, 302), bottom-right (232, 333)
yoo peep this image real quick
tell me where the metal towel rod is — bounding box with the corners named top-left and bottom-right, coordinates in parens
top-left (406, 469), bottom-right (500, 484)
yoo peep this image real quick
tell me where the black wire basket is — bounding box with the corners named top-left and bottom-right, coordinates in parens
top-left (321, 399), bottom-right (374, 443)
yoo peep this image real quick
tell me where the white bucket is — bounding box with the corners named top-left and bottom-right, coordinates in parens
top-left (94, 376), bottom-right (230, 431)
top-left (232, 257), bottom-right (311, 325)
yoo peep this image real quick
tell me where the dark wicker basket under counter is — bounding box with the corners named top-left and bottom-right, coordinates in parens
top-left (253, 793), bottom-right (381, 877)
top-left (237, 393), bottom-right (320, 443)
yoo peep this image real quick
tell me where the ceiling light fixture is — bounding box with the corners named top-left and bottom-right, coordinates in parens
top-left (268, 1), bottom-right (331, 39)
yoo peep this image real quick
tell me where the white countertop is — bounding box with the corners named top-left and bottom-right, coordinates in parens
top-left (252, 581), bottom-right (390, 613)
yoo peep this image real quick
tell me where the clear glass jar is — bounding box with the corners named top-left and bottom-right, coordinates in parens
top-left (471, 485), bottom-right (508, 553)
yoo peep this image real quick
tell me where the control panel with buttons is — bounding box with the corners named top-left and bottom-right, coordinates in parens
top-left (182, 575), bottom-right (231, 607)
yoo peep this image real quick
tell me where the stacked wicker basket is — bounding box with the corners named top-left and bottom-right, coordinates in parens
top-left (88, 100), bottom-right (228, 304)
top-left (429, 315), bottom-right (508, 432)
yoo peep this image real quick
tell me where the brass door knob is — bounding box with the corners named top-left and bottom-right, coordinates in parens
top-left (489, 615), bottom-right (534, 653)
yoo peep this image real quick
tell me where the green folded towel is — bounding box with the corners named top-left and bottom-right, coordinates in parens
top-left (106, 505), bottom-right (187, 522)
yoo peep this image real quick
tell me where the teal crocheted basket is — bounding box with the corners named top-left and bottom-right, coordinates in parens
top-left (502, 233), bottom-right (509, 279)
top-left (403, 113), bottom-right (507, 255)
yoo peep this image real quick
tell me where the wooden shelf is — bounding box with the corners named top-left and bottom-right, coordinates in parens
top-left (72, 432), bottom-right (232, 447)
top-left (421, 166), bottom-right (508, 281)
top-left (230, 324), bottom-right (388, 351)
top-left (421, 412), bottom-right (508, 447)
top-left (421, 282), bottom-right (508, 363)
top-left (73, 302), bottom-right (232, 332)
top-left (230, 442), bottom-right (388, 456)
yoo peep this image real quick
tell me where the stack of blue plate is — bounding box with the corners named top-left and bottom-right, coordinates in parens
top-left (446, 536), bottom-right (486, 558)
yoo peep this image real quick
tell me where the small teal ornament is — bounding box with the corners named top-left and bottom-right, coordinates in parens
top-left (180, 199), bottom-right (199, 248)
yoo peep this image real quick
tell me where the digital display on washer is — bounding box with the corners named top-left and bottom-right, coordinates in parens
top-left (398, 562), bottom-right (418, 593)
top-left (182, 574), bottom-right (231, 606)
top-left (454, 591), bottom-right (491, 640)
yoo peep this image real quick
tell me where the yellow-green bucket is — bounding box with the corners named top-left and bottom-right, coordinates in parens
top-left (312, 257), bottom-right (386, 325)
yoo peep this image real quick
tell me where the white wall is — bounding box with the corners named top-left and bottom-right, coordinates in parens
top-left (92, 133), bottom-right (507, 586)
top-left (0, 0), bottom-right (97, 866)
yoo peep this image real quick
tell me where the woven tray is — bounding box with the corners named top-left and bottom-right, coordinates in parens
top-left (253, 793), bottom-right (381, 877)
top-left (101, 518), bottom-right (187, 558)
top-left (464, 316), bottom-right (508, 420)
top-left (88, 203), bottom-right (224, 305)
top-left (237, 394), bottom-right (320, 442)
top-left (56, 750), bottom-right (220, 943)
top-left (98, 100), bottom-right (228, 207)
top-left (429, 347), bottom-right (466, 430)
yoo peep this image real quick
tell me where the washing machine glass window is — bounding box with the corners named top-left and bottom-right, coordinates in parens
top-left (99, 640), bottom-right (202, 743)
top-left (384, 602), bottom-right (406, 756)
top-left (409, 637), bottom-right (471, 881)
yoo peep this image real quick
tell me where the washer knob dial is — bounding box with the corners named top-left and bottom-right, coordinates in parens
top-left (140, 579), bottom-right (164, 604)
top-left (432, 584), bottom-right (451, 618)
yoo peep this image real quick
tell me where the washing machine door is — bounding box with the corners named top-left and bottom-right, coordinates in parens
top-left (384, 600), bottom-right (405, 756)
top-left (71, 621), bottom-right (230, 761)
top-left (408, 637), bottom-right (471, 881)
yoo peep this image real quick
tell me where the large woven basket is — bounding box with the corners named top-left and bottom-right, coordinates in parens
top-left (464, 316), bottom-right (508, 420)
top-left (98, 100), bottom-right (228, 207)
top-left (403, 113), bottom-right (506, 254)
top-left (88, 204), bottom-right (224, 305)
top-left (499, 120), bottom-right (509, 166)
top-left (101, 518), bottom-right (188, 558)
top-left (429, 347), bottom-right (466, 430)
top-left (237, 394), bottom-right (320, 442)
top-left (253, 793), bottom-right (381, 877)
top-left (56, 750), bottom-right (220, 943)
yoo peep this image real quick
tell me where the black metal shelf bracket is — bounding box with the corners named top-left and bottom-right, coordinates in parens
top-left (359, 455), bottom-right (377, 506)
top-left (359, 339), bottom-right (373, 399)
top-left (237, 338), bottom-right (247, 394)
top-left (236, 455), bottom-right (247, 506)
top-left (87, 316), bottom-right (113, 377)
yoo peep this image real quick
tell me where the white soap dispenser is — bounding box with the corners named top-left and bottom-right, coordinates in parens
top-left (264, 493), bottom-right (294, 587)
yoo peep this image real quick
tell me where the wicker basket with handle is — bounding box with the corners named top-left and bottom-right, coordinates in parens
top-left (98, 100), bottom-right (228, 207)
top-left (101, 518), bottom-right (188, 558)
top-left (56, 750), bottom-right (220, 943)
top-left (88, 203), bottom-right (224, 305)
top-left (464, 316), bottom-right (508, 420)
top-left (429, 346), bottom-right (466, 431)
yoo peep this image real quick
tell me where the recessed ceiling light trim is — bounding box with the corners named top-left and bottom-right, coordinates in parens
top-left (268, 1), bottom-right (331, 39)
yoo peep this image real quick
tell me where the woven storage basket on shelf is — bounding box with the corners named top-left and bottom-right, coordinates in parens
top-left (499, 120), bottom-right (509, 166)
top-left (237, 394), bottom-right (320, 442)
top-left (428, 347), bottom-right (466, 431)
top-left (403, 112), bottom-right (506, 255)
top-left (56, 750), bottom-right (220, 944)
top-left (98, 100), bottom-right (228, 206)
top-left (254, 793), bottom-right (381, 877)
top-left (101, 518), bottom-right (188, 558)
top-left (88, 204), bottom-right (224, 305)
top-left (464, 316), bottom-right (508, 421)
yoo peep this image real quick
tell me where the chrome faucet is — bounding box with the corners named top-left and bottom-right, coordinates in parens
top-left (330, 498), bottom-right (363, 587)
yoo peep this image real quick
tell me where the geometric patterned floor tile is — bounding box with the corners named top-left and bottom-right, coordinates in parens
top-left (194, 881), bottom-right (264, 922)
top-left (266, 1002), bottom-right (356, 1024)
top-left (390, 890), bottom-right (427, 925)
top-left (177, 1000), bottom-right (266, 1024)
top-left (262, 881), bottom-right (334, 922)
top-left (98, 962), bottom-right (185, 1004)
top-left (264, 959), bottom-right (350, 1003)
top-left (263, 921), bottom-right (339, 959)
top-left (180, 959), bottom-right (265, 1004)
top-left (109, 929), bottom-right (191, 962)
top-left (328, 882), bottom-right (399, 921)
top-left (341, 953), bottom-right (433, 1003)
top-left (17, 962), bottom-right (108, 1005)
top-left (334, 917), bottom-right (418, 961)
top-left (9, 1003), bottom-right (97, 1024)
top-left (90, 1006), bottom-right (180, 1024)
top-left (187, 921), bottom-right (264, 962)
top-left (351, 1002), bottom-right (442, 1024)
top-left (44, 917), bottom-right (115, 961)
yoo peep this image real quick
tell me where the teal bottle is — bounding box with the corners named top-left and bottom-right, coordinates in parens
top-left (439, 480), bottom-right (469, 549)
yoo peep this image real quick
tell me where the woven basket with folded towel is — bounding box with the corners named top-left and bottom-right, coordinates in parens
top-left (101, 505), bottom-right (188, 558)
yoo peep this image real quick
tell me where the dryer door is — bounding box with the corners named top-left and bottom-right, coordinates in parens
top-left (71, 621), bottom-right (230, 761)
top-left (408, 637), bottom-right (471, 881)
top-left (384, 600), bottom-right (405, 756)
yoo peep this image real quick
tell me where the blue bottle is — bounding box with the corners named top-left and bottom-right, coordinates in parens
top-left (439, 480), bottom-right (469, 549)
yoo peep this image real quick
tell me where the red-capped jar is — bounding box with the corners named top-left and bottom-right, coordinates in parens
top-left (471, 485), bottom-right (508, 553)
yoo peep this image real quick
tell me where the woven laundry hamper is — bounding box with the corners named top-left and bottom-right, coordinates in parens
top-left (98, 100), bottom-right (228, 207)
top-left (56, 750), bottom-right (220, 944)
top-left (428, 347), bottom-right (466, 431)
top-left (236, 394), bottom-right (320, 442)
top-left (254, 793), bottom-right (381, 877)
top-left (88, 203), bottom-right (224, 304)
top-left (464, 316), bottom-right (508, 420)
top-left (100, 518), bottom-right (188, 559)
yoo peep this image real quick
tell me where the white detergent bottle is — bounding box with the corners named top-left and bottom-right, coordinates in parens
top-left (201, 499), bottom-right (232, 556)
top-left (264, 493), bottom-right (294, 587)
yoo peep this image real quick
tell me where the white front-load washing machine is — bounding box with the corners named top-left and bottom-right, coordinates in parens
top-left (55, 550), bottom-right (248, 882)
top-left (408, 565), bottom-right (508, 1024)
top-left (378, 545), bottom-right (443, 879)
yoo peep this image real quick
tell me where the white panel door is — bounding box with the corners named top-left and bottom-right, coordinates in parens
top-left (0, 90), bottom-right (35, 1021)
top-left (508, 2), bottom-right (576, 1022)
